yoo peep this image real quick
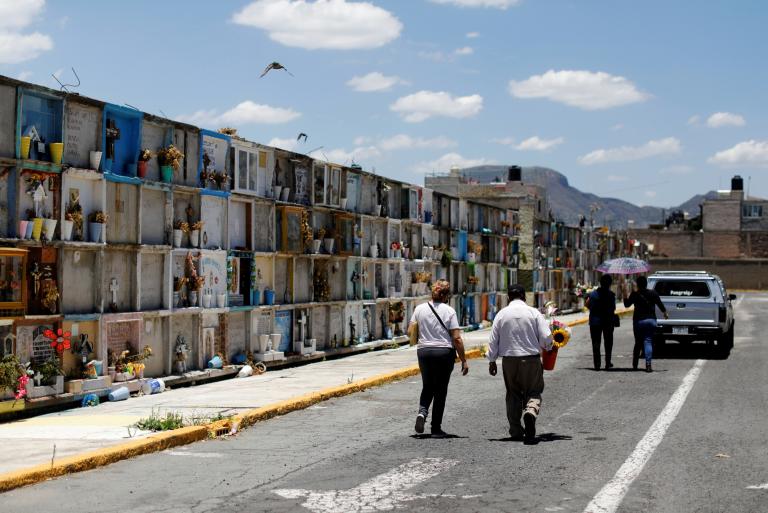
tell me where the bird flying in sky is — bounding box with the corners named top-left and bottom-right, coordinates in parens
top-left (297, 133), bottom-right (308, 143)
top-left (260, 62), bottom-right (294, 78)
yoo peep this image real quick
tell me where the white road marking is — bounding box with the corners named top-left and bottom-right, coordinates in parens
top-left (274, 458), bottom-right (461, 512)
top-left (746, 483), bottom-right (768, 490)
top-left (584, 359), bottom-right (706, 513)
top-left (165, 450), bottom-right (223, 458)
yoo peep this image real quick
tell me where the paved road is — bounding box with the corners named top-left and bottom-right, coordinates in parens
top-left (4, 294), bottom-right (766, 512)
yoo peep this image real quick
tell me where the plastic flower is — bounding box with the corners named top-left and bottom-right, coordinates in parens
top-left (45, 328), bottom-right (71, 353)
top-left (15, 374), bottom-right (29, 400)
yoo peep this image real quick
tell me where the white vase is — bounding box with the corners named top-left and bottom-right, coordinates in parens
top-left (216, 293), bottom-right (227, 308)
top-left (89, 151), bottom-right (103, 171)
top-left (312, 240), bottom-right (322, 254)
top-left (323, 238), bottom-right (335, 254)
top-left (202, 294), bottom-right (212, 309)
top-left (340, 198), bottom-right (348, 210)
top-left (43, 219), bottom-right (57, 241)
top-left (369, 245), bottom-right (378, 258)
top-left (60, 219), bottom-right (74, 241)
top-left (270, 333), bottom-right (282, 352)
top-left (258, 334), bottom-right (270, 353)
top-left (403, 247), bottom-right (410, 259)
top-left (280, 187), bottom-right (290, 202)
top-left (190, 230), bottom-right (200, 248)
top-left (374, 205), bottom-right (382, 216)
top-left (273, 186), bottom-right (282, 200)
top-left (173, 229), bottom-right (183, 248)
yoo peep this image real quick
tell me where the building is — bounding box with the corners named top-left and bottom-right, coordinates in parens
top-left (0, 74), bottom-right (517, 410)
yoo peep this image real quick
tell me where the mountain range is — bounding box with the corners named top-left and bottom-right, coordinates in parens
top-left (459, 165), bottom-right (716, 229)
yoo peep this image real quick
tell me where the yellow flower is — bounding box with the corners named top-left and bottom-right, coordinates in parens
top-left (552, 328), bottom-right (571, 349)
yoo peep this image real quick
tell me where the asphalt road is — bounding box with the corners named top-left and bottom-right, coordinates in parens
top-left (4, 293), bottom-right (767, 513)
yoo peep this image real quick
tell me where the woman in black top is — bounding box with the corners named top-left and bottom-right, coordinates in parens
top-left (586, 274), bottom-right (616, 370)
top-left (622, 276), bottom-right (668, 372)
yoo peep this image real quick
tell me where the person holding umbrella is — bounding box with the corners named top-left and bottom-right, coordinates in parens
top-left (586, 274), bottom-right (616, 370)
top-left (622, 276), bottom-right (668, 372)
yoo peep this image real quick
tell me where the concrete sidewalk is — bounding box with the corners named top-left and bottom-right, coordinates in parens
top-left (0, 309), bottom-right (596, 476)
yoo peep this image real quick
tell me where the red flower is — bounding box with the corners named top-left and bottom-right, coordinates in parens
top-left (45, 328), bottom-right (71, 353)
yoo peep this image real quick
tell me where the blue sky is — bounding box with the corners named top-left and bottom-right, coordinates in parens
top-left (1, 0), bottom-right (766, 207)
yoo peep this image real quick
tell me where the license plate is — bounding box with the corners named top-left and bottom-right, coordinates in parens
top-left (672, 327), bottom-right (689, 335)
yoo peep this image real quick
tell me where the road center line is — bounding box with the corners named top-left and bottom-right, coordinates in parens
top-left (584, 359), bottom-right (706, 513)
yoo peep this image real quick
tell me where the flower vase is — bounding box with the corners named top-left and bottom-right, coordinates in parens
top-left (312, 239), bottom-right (322, 254)
top-left (190, 230), bottom-right (200, 248)
top-left (25, 221), bottom-right (34, 239)
top-left (369, 245), bottom-right (378, 258)
top-left (216, 293), bottom-right (227, 308)
top-left (43, 219), bottom-right (57, 241)
top-left (137, 160), bottom-right (147, 178)
top-left (173, 229), bottom-right (183, 248)
top-left (270, 334), bottom-right (282, 352)
top-left (31, 218), bottom-right (44, 241)
top-left (403, 247), bottom-right (410, 259)
top-left (89, 222), bottom-right (103, 243)
top-left (394, 249), bottom-right (401, 259)
top-left (323, 238), bottom-right (335, 255)
top-left (20, 136), bottom-right (31, 159)
top-left (173, 292), bottom-right (180, 308)
top-left (375, 204), bottom-right (382, 216)
top-left (280, 187), bottom-right (290, 202)
top-left (542, 346), bottom-right (558, 371)
top-left (90, 151), bottom-right (103, 171)
top-left (189, 290), bottom-right (198, 307)
top-left (49, 142), bottom-right (64, 164)
top-left (61, 219), bottom-right (74, 241)
top-left (108, 366), bottom-right (116, 381)
top-left (202, 294), bottom-right (212, 309)
top-left (258, 334), bottom-right (270, 353)
top-left (18, 220), bottom-right (28, 239)
top-left (160, 165), bottom-right (173, 183)
top-left (273, 186), bottom-right (283, 200)
top-left (340, 198), bottom-right (348, 210)
top-left (264, 289), bottom-right (275, 305)
top-left (251, 289), bottom-right (261, 306)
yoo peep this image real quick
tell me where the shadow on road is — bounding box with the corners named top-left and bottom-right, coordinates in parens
top-left (488, 433), bottom-right (572, 445)
top-left (410, 434), bottom-right (468, 440)
top-left (654, 343), bottom-right (729, 360)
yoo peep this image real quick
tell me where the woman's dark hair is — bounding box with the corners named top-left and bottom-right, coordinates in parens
top-left (599, 274), bottom-right (613, 288)
top-left (636, 276), bottom-right (648, 290)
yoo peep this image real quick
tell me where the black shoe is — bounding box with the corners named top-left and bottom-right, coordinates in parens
top-left (523, 412), bottom-right (536, 442)
top-left (646, 363), bottom-right (653, 373)
top-left (632, 357), bottom-right (639, 370)
top-left (431, 428), bottom-right (448, 439)
top-left (605, 362), bottom-right (614, 370)
top-left (415, 414), bottom-right (425, 434)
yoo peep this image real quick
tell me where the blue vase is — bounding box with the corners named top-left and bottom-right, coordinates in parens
top-left (264, 290), bottom-right (275, 306)
top-left (251, 289), bottom-right (261, 306)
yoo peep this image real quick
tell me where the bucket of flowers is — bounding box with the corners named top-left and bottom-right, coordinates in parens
top-left (542, 303), bottom-right (571, 371)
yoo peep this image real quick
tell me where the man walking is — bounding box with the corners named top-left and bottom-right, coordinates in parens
top-left (488, 284), bottom-right (553, 442)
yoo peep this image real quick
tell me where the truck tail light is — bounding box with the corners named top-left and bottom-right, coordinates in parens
top-left (718, 306), bottom-right (727, 322)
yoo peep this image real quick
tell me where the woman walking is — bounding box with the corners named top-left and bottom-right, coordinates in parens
top-left (408, 280), bottom-right (468, 438)
top-left (586, 274), bottom-right (616, 371)
top-left (622, 276), bottom-right (668, 372)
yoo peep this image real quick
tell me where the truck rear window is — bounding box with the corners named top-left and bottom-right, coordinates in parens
top-left (653, 280), bottom-right (711, 297)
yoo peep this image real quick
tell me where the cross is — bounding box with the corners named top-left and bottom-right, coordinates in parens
top-left (33, 371), bottom-right (42, 387)
top-left (109, 278), bottom-right (119, 305)
top-left (297, 311), bottom-right (307, 343)
top-left (105, 118), bottom-right (120, 160)
top-left (33, 184), bottom-right (46, 217)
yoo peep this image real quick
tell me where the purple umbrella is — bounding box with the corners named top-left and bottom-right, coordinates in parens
top-left (596, 258), bottom-right (651, 275)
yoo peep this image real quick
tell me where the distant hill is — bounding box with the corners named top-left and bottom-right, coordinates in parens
top-left (459, 165), bottom-right (715, 229)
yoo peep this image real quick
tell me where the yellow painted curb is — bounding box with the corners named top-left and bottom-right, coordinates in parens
top-left (0, 425), bottom-right (208, 493)
top-left (0, 348), bottom-right (485, 493)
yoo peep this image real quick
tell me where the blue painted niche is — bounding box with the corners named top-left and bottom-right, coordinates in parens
top-left (102, 104), bottom-right (142, 176)
top-left (17, 88), bottom-right (64, 161)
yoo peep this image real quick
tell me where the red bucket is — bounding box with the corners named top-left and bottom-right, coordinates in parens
top-left (542, 347), bottom-right (558, 371)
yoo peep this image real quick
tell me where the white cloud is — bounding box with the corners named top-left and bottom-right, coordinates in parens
top-left (687, 115), bottom-right (700, 126)
top-left (0, 0), bottom-right (52, 64)
top-left (390, 90), bottom-right (483, 123)
top-left (428, 0), bottom-right (520, 9)
top-left (346, 71), bottom-right (404, 92)
top-left (708, 140), bottom-right (768, 167)
top-left (454, 46), bottom-right (474, 56)
top-left (706, 112), bottom-right (746, 128)
top-left (378, 134), bottom-right (456, 151)
top-left (17, 70), bottom-right (33, 81)
top-left (268, 137), bottom-right (300, 151)
top-left (413, 152), bottom-right (494, 174)
top-left (177, 100), bottom-right (300, 127)
top-left (578, 137), bottom-right (681, 165)
top-left (310, 145), bottom-right (381, 165)
top-left (353, 136), bottom-right (372, 146)
top-left (515, 136), bottom-right (564, 151)
top-left (607, 175), bottom-right (629, 182)
top-left (232, 0), bottom-right (402, 50)
top-left (466, 31), bottom-right (480, 38)
top-left (490, 136), bottom-right (516, 146)
top-left (660, 164), bottom-right (694, 175)
top-left (509, 70), bottom-right (649, 110)
top-left (645, 190), bottom-right (657, 198)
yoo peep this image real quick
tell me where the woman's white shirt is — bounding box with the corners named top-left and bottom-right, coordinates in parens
top-left (410, 302), bottom-right (459, 349)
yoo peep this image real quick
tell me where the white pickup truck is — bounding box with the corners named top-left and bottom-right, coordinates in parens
top-left (647, 271), bottom-right (736, 356)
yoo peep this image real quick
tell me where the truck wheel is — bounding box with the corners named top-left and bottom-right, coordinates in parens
top-left (717, 324), bottom-right (734, 357)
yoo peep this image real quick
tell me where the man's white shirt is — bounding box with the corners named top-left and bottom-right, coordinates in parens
top-left (487, 299), bottom-right (553, 360)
